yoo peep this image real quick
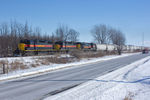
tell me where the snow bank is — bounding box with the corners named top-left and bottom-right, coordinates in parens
top-left (45, 55), bottom-right (150, 100)
top-left (0, 53), bottom-right (138, 81)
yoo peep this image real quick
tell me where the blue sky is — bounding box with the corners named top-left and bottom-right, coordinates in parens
top-left (0, 0), bottom-right (150, 46)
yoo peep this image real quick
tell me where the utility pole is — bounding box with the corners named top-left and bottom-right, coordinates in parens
top-left (142, 33), bottom-right (144, 50)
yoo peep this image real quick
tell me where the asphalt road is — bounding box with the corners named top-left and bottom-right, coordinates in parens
top-left (0, 53), bottom-right (150, 100)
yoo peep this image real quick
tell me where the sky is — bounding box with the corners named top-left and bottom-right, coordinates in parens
top-left (0, 0), bottom-right (150, 46)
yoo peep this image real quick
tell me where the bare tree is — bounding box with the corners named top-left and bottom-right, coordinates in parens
top-left (68, 29), bottom-right (79, 42)
top-left (55, 24), bottom-right (80, 42)
top-left (32, 27), bottom-right (41, 40)
top-left (55, 25), bottom-right (70, 41)
top-left (0, 23), bottom-right (10, 56)
top-left (23, 22), bottom-right (30, 39)
top-left (50, 32), bottom-right (57, 43)
top-left (91, 24), bottom-right (112, 52)
top-left (110, 29), bottom-right (126, 55)
top-left (91, 24), bottom-right (109, 44)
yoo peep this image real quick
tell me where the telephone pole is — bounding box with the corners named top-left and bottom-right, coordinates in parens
top-left (142, 33), bottom-right (144, 50)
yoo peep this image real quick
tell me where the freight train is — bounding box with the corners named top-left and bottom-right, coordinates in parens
top-left (14, 39), bottom-right (149, 56)
top-left (14, 39), bottom-right (97, 56)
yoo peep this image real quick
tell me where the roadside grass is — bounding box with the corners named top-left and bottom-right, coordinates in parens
top-left (70, 50), bottom-right (117, 59)
top-left (37, 50), bottom-right (116, 65)
top-left (0, 60), bottom-right (6, 66)
top-left (10, 60), bottom-right (27, 71)
top-left (124, 97), bottom-right (132, 100)
top-left (37, 56), bottom-right (77, 64)
top-left (0, 50), bottom-right (124, 74)
top-left (0, 59), bottom-right (28, 73)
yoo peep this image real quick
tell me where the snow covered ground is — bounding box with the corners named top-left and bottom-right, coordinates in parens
top-left (45, 55), bottom-right (150, 100)
top-left (0, 53), bottom-right (138, 81)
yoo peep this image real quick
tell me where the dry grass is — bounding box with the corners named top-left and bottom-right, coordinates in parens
top-left (31, 64), bottom-right (40, 68)
top-left (0, 60), bottom-right (8, 70)
top-left (0, 60), bottom-right (27, 73)
top-left (34, 50), bottom-right (117, 66)
top-left (123, 49), bottom-right (142, 53)
top-left (40, 60), bottom-right (50, 65)
top-left (0, 60), bottom-right (6, 64)
top-left (0, 60), bottom-right (8, 73)
top-left (0, 60), bottom-right (8, 65)
top-left (124, 92), bottom-right (134, 100)
top-left (69, 50), bottom-right (117, 59)
top-left (10, 60), bottom-right (27, 71)
top-left (106, 51), bottom-right (118, 55)
top-left (0, 61), bottom-right (5, 68)
top-left (0, 50), bottom-right (118, 73)
top-left (124, 96), bottom-right (132, 100)
top-left (69, 50), bottom-right (83, 59)
top-left (37, 50), bottom-right (109, 65)
top-left (38, 56), bottom-right (75, 64)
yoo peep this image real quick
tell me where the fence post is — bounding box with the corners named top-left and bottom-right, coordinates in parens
top-left (3, 64), bottom-right (5, 74)
top-left (7, 64), bottom-right (8, 73)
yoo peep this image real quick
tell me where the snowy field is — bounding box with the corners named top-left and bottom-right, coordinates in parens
top-left (45, 55), bottom-right (150, 100)
top-left (0, 53), bottom-right (138, 81)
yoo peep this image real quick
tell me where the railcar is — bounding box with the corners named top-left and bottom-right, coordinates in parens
top-left (80, 42), bottom-right (97, 51)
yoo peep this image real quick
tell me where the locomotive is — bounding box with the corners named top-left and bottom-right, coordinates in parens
top-left (14, 39), bottom-right (97, 56)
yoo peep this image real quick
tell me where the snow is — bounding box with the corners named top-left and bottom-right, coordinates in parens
top-left (45, 55), bottom-right (150, 100)
top-left (0, 53), bottom-right (138, 81)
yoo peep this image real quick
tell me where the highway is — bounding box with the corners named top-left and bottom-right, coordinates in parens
top-left (0, 53), bottom-right (149, 100)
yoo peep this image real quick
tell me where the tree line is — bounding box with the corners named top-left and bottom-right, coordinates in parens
top-left (0, 21), bottom-right (80, 57)
top-left (0, 21), bottom-right (125, 57)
